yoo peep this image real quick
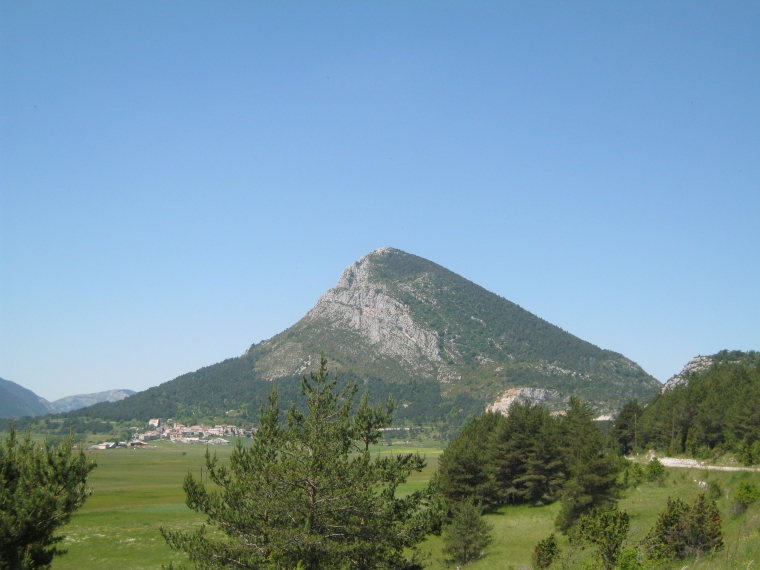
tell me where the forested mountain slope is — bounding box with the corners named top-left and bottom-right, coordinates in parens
top-left (69, 248), bottom-right (661, 422)
top-left (0, 377), bottom-right (55, 418)
top-left (638, 350), bottom-right (760, 459)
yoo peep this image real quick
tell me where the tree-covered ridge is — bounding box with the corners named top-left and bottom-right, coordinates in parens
top-left (635, 351), bottom-right (760, 460)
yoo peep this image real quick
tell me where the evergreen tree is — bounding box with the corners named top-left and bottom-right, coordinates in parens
top-left (437, 412), bottom-right (503, 510)
top-left (532, 534), bottom-right (560, 570)
top-left (556, 397), bottom-right (623, 533)
top-left (507, 404), bottom-right (565, 505)
top-left (644, 494), bottom-right (723, 560)
top-left (161, 355), bottom-right (443, 570)
top-left (0, 425), bottom-right (97, 570)
top-left (441, 498), bottom-right (493, 565)
top-left (574, 507), bottom-right (630, 570)
top-left (611, 401), bottom-right (643, 455)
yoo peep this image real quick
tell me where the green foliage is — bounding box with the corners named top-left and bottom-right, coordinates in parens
top-left (643, 493), bottom-right (723, 561)
top-left (615, 548), bottom-right (642, 570)
top-left (733, 481), bottom-right (760, 510)
top-left (441, 498), bottom-right (493, 565)
top-left (556, 398), bottom-right (623, 533)
top-left (740, 438), bottom-right (760, 466)
top-left (437, 412), bottom-right (503, 509)
top-left (0, 425), bottom-right (97, 569)
top-left (611, 401), bottom-right (643, 455)
top-left (638, 352), bottom-right (760, 457)
top-left (160, 355), bottom-right (444, 569)
top-left (492, 403), bottom-right (566, 506)
top-left (573, 506), bottom-right (630, 570)
top-left (644, 458), bottom-right (666, 485)
top-left (438, 402), bottom-right (570, 511)
top-left (532, 534), bottom-right (560, 570)
top-left (706, 480), bottom-right (722, 501)
top-left (623, 463), bottom-right (644, 488)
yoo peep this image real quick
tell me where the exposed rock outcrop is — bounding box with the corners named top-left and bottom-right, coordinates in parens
top-left (661, 356), bottom-right (714, 392)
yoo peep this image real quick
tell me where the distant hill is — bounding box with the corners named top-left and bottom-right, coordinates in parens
top-left (70, 248), bottom-right (661, 423)
top-left (51, 389), bottom-right (136, 413)
top-left (639, 350), bottom-right (760, 457)
top-left (0, 378), bottom-right (136, 419)
top-left (0, 378), bottom-right (55, 418)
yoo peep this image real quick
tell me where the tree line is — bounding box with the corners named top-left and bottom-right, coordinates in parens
top-left (611, 352), bottom-right (760, 463)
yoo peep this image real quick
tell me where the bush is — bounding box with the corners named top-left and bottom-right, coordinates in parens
top-left (616, 547), bottom-right (642, 570)
top-left (532, 533), bottom-right (560, 570)
top-left (645, 458), bottom-right (667, 485)
top-left (644, 493), bottom-right (723, 560)
top-left (733, 481), bottom-right (760, 512)
top-left (573, 506), bottom-right (630, 570)
top-left (706, 481), bottom-right (722, 501)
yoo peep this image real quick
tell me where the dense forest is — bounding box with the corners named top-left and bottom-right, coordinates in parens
top-left (437, 397), bottom-right (622, 531)
top-left (632, 351), bottom-right (760, 462)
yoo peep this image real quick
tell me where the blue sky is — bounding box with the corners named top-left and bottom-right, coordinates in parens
top-left (1, 2), bottom-right (758, 400)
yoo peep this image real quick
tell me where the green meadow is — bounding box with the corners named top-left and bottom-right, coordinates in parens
top-left (46, 441), bottom-right (760, 569)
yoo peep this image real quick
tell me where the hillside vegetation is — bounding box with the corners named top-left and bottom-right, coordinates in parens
top-left (637, 351), bottom-right (760, 462)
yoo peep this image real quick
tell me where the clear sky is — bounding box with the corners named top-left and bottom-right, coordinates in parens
top-left (1, 2), bottom-right (758, 400)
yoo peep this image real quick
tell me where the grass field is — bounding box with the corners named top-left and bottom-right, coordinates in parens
top-left (34, 440), bottom-right (760, 569)
top-left (51, 440), bottom-right (444, 569)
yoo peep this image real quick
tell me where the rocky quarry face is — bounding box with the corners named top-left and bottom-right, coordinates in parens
top-left (485, 387), bottom-right (565, 415)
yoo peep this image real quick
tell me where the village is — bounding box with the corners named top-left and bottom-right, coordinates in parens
top-left (89, 419), bottom-right (255, 450)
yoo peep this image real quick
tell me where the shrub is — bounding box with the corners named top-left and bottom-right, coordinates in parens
top-left (616, 547), bottom-right (642, 570)
top-left (532, 533), bottom-right (560, 570)
top-left (645, 458), bottom-right (667, 484)
top-left (706, 481), bottom-right (722, 501)
top-left (733, 481), bottom-right (760, 512)
top-left (644, 493), bottom-right (723, 560)
top-left (573, 506), bottom-right (630, 570)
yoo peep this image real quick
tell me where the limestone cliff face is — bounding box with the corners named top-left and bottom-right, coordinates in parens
top-left (305, 248), bottom-right (442, 370)
top-left (250, 248), bottom-right (448, 382)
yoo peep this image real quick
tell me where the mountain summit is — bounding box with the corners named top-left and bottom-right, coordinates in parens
top-left (245, 248), bottom-right (659, 412)
top-left (71, 248), bottom-right (661, 422)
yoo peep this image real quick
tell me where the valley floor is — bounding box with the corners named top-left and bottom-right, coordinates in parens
top-left (36, 439), bottom-right (760, 570)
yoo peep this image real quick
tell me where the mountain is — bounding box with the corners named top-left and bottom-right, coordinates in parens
top-left (0, 378), bottom-right (55, 418)
top-left (50, 389), bottom-right (136, 413)
top-left (69, 248), bottom-right (661, 423)
top-left (0, 379), bottom-right (136, 419)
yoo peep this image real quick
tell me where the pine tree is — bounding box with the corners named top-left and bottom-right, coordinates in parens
top-left (574, 507), bottom-right (630, 570)
top-left (441, 498), bottom-right (493, 565)
top-left (556, 397), bottom-right (623, 533)
top-left (437, 412), bottom-right (503, 509)
top-left (532, 534), bottom-right (560, 570)
top-left (611, 401), bottom-right (643, 455)
top-left (644, 494), bottom-right (723, 560)
top-left (0, 425), bottom-right (97, 570)
top-left (161, 354), bottom-right (444, 569)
